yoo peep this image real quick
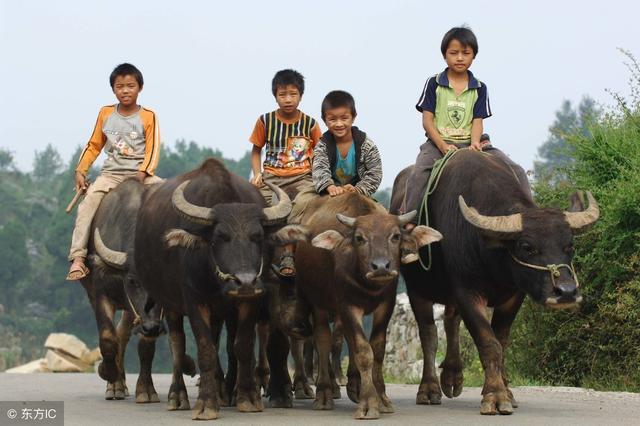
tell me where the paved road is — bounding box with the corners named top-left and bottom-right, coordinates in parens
top-left (1, 373), bottom-right (639, 425)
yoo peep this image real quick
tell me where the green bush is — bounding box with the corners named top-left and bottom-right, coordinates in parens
top-left (508, 51), bottom-right (640, 391)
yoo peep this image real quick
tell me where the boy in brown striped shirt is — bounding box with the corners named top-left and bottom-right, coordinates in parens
top-left (67, 63), bottom-right (162, 281)
top-left (249, 69), bottom-right (322, 278)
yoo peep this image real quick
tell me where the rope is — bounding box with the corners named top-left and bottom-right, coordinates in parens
top-left (509, 252), bottom-right (580, 289)
top-left (124, 288), bottom-right (142, 327)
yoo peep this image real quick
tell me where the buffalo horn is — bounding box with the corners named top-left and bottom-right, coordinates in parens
top-left (397, 210), bottom-right (417, 225)
top-left (94, 228), bottom-right (127, 269)
top-left (564, 191), bottom-right (599, 233)
top-left (262, 181), bottom-right (292, 224)
top-left (336, 214), bottom-right (357, 228)
top-left (458, 195), bottom-right (523, 237)
top-left (172, 180), bottom-right (214, 225)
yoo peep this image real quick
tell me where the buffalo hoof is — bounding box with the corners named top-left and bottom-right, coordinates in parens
top-left (268, 393), bottom-right (293, 408)
top-left (135, 384), bottom-right (160, 404)
top-left (236, 389), bottom-right (264, 412)
top-left (313, 386), bottom-right (334, 410)
top-left (346, 378), bottom-right (360, 403)
top-left (379, 394), bottom-right (395, 414)
top-left (167, 389), bottom-right (190, 411)
top-left (440, 367), bottom-right (463, 398)
top-left (255, 367), bottom-right (270, 396)
top-left (416, 382), bottom-right (442, 405)
top-left (268, 385), bottom-right (293, 408)
top-left (182, 355), bottom-right (197, 377)
top-left (105, 381), bottom-right (127, 400)
top-left (331, 379), bottom-right (342, 399)
top-left (354, 400), bottom-right (380, 420)
top-left (98, 361), bottom-right (120, 384)
top-left (480, 392), bottom-right (513, 415)
top-left (507, 388), bottom-right (518, 408)
top-left (293, 377), bottom-right (315, 399)
top-left (192, 398), bottom-right (219, 420)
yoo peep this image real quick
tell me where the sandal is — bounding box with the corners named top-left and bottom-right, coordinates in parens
top-left (273, 252), bottom-right (296, 278)
top-left (66, 261), bottom-right (90, 281)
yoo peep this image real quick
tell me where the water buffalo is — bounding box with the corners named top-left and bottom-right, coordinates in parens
top-left (294, 193), bottom-right (442, 419)
top-left (390, 149), bottom-right (599, 415)
top-left (81, 178), bottom-right (182, 402)
top-left (133, 158), bottom-right (306, 420)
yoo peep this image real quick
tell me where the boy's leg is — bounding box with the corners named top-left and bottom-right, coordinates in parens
top-left (402, 140), bottom-right (442, 222)
top-left (401, 141), bottom-right (442, 263)
top-left (67, 174), bottom-right (123, 280)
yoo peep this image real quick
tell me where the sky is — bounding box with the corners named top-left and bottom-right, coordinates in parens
top-left (1, 0), bottom-right (639, 188)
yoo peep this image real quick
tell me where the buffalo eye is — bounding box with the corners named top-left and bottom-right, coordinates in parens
top-left (390, 233), bottom-right (401, 243)
top-left (354, 233), bottom-right (367, 245)
top-left (215, 232), bottom-right (231, 243)
top-left (517, 240), bottom-right (537, 256)
top-left (564, 243), bottom-right (574, 254)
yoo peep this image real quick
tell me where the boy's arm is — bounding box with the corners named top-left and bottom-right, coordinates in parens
top-left (471, 83), bottom-right (491, 151)
top-left (470, 118), bottom-right (483, 151)
top-left (354, 140), bottom-right (382, 197)
top-left (139, 109), bottom-right (161, 179)
top-left (249, 117), bottom-right (266, 186)
top-left (250, 145), bottom-right (263, 186)
top-left (312, 141), bottom-right (335, 194)
top-left (75, 108), bottom-right (108, 188)
top-left (423, 111), bottom-right (455, 154)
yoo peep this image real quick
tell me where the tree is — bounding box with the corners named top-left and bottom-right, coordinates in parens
top-left (533, 97), bottom-right (600, 183)
top-left (32, 144), bottom-right (63, 182)
top-left (0, 148), bottom-right (14, 171)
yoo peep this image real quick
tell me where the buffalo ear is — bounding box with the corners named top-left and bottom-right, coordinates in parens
top-left (271, 225), bottom-right (310, 245)
top-left (568, 190), bottom-right (585, 212)
top-left (411, 225), bottom-right (443, 247)
top-left (164, 229), bottom-right (207, 249)
top-left (311, 230), bottom-right (344, 250)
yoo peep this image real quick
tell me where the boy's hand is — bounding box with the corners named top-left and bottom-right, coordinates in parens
top-left (327, 185), bottom-right (345, 197)
top-left (75, 172), bottom-right (88, 192)
top-left (438, 143), bottom-right (458, 155)
top-left (470, 140), bottom-right (483, 151)
top-left (343, 184), bottom-right (357, 193)
top-left (136, 171), bottom-right (147, 183)
top-left (250, 172), bottom-right (263, 187)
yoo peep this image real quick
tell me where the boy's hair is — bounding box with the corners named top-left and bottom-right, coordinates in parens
top-left (321, 90), bottom-right (357, 120)
top-left (272, 69), bottom-right (305, 96)
top-left (441, 27), bottom-right (478, 58)
top-left (109, 63), bottom-right (144, 89)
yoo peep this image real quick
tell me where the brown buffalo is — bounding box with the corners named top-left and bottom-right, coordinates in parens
top-left (292, 193), bottom-right (442, 419)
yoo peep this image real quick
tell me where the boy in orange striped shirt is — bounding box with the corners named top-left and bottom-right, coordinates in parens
top-left (67, 63), bottom-right (162, 281)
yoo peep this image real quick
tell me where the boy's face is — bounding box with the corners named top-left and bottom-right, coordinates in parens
top-left (112, 74), bottom-right (141, 107)
top-left (275, 84), bottom-right (301, 115)
top-left (444, 39), bottom-right (475, 74)
top-left (324, 106), bottom-right (355, 140)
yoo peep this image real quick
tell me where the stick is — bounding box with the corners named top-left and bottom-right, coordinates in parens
top-left (65, 186), bottom-right (88, 214)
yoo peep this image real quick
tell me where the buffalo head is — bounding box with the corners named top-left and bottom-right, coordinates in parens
top-left (310, 211), bottom-right (442, 289)
top-left (459, 191), bottom-right (599, 309)
top-left (166, 180), bottom-right (307, 298)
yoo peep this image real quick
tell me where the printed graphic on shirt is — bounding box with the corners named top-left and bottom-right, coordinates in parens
top-left (268, 136), bottom-right (312, 169)
top-left (447, 100), bottom-right (466, 128)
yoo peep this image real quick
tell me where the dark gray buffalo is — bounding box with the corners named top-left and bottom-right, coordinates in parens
top-left (295, 193), bottom-right (442, 419)
top-left (390, 150), bottom-right (599, 415)
top-left (133, 158), bottom-right (305, 420)
top-left (81, 178), bottom-right (193, 402)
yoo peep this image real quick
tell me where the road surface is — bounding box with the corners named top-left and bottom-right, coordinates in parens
top-left (1, 373), bottom-right (638, 425)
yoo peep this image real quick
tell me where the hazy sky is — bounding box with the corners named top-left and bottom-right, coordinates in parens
top-left (1, 0), bottom-right (638, 187)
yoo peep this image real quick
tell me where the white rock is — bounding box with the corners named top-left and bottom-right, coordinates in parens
top-left (44, 333), bottom-right (90, 360)
top-left (5, 358), bottom-right (50, 373)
